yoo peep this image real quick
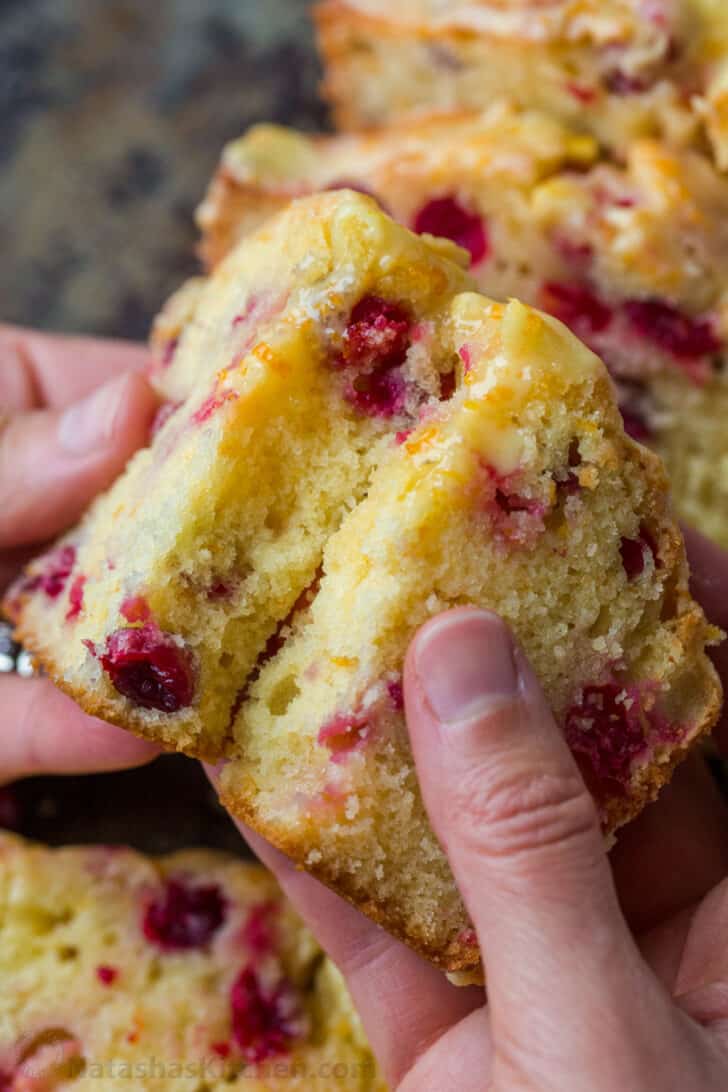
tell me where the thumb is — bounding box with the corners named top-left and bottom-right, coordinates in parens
top-left (404, 608), bottom-right (652, 1045)
top-left (0, 372), bottom-right (158, 549)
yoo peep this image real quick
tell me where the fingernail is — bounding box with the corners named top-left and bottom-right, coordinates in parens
top-left (58, 375), bottom-right (130, 456)
top-left (415, 610), bottom-right (518, 725)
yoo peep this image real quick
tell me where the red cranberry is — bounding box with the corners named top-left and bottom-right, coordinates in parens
top-left (623, 299), bottom-right (720, 360)
top-left (347, 368), bottom-right (407, 417)
top-left (29, 544), bottom-right (77, 600)
top-left (65, 575), bottom-right (86, 622)
top-left (143, 879), bottom-right (226, 950)
top-left (99, 624), bottom-right (195, 712)
top-left (337, 296), bottom-right (412, 417)
top-left (318, 712), bottom-right (372, 762)
top-left (340, 296), bottom-right (411, 374)
top-left (211, 1042), bottom-right (231, 1059)
top-left (387, 678), bottom-right (404, 711)
top-left (541, 282), bottom-right (612, 339)
top-left (96, 965), bottom-right (118, 986)
top-left (193, 388), bottom-right (238, 424)
top-left (480, 464), bottom-right (549, 545)
top-left (161, 337), bottom-right (179, 368)
top-left (413, 196), bottom-right (489, 266)
top-left (242, 901), bottom-right (278, 955)
top-left (565, 81), bottom-right (597, 103)
top-left (230, 966), bottom-right (304, 1063)
top-left (565, 682), bottom-right (649, 798)
top-left (604, 70), bottom-right (647, 95)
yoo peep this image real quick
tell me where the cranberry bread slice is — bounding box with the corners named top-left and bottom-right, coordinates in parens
top-left (196, 113), bottom-right (728, 546)
top-left (0, 833), bottom-right (384, 1090)
top-left (314, 0), bottom-right (728, 161)
top-left (3, 192), bottom-right (472, 759)
top-left (219, 296), bottom-right (721, 975)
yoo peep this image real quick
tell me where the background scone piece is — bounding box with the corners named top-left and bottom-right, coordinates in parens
top-left (220, 296), bottom-right (721, 975)
top-left (195, 106), bottom-right (597, 274)
top-left (196, 112), bottom-right (728, 546)
top-left (314, 0), bottom-right (728, 165)
top-left (4, 192), bottom-right (470, 759)
top-left (0, 833), bottom-right (384, 1091)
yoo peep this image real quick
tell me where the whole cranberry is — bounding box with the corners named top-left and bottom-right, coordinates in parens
top-left (99, 624), bottom-right (195, 712)
top-left (142, 879), bottom-right (226, 950)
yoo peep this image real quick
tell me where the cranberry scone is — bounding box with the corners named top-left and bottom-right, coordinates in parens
top-left (4, 192), bottom-right (471, 758)
top-left (215, 291), bottom-right (720, 973)
top-left (0, 833), bottom-right (384, 1090)
top-left (196, 110), bottom-right (728, 545)
top-left (314, 0), bottom-right (728, 165)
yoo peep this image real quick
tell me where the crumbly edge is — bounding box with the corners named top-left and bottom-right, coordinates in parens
top-left (6, 616), bottom-right (223, 761)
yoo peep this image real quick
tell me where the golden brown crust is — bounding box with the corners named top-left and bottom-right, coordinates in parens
top-left (196, 175), bottom-right (295, 271)
top-left (218, 785), bottom-right (482, 975)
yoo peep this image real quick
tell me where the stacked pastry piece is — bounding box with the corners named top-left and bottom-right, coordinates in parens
top-left (0, 832), bottom-right (384, 1090)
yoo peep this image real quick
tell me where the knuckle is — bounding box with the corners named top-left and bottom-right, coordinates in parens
top-left (444, 761), bottom-right (598, 862)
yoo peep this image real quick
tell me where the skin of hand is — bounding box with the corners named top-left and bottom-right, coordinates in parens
top-left (217, 542), bottom-right (728, 1091)
top-left (0, 324), bottom-right (161, 785)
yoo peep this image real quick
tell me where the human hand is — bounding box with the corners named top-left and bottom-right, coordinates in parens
top-left (224, 538), bottom-right (728, 1090)
top-left (0, 324), bottom-right (161, 785)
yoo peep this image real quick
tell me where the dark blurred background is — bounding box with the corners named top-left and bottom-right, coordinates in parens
top-left (1, 0), bottom-right (325, 853)
top-left (1, 0), bottom-right (325, 338)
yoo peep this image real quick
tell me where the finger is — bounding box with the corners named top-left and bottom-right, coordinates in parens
top-left (669, 879), bottom-right (728, 1048)
top-left (0, 371), bottom-right (158, 549)
top-left (611, 751), bottom-right (728, 933)
top-left (0, 325), bottom-right (149, 411)
top-left (404, 609), bottom-right (654, 1047)
top-left (204, 767), bottom-right (485, 1088)
top-left (639, 902), bottom-right (697, 993)
top-left (0, 676), bottom-right (160, 784)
